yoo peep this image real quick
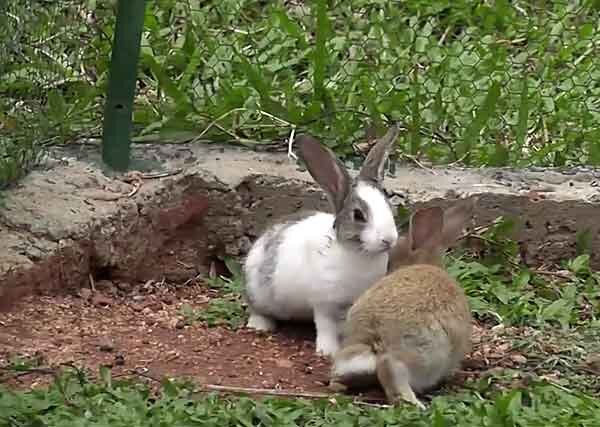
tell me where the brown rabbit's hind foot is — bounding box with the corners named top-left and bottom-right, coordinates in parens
top-left (328, 380), bottom-right (348, 393)
top-left (330, 343), bottom-right (377, 389)
top-left (391, 391), bottom-right (427, 411)
top-left (376, 353), bottom-right (426, 410)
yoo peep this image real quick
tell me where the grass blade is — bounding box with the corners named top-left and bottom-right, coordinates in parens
top-left (410, 74), bottom-right (422, 155)
top-left (142, 53), bottom-right (193, 113)
top-left (272, 9), bottom-right (307, 48)
top-left (312, 0), bottom-right (331, 112)
top-left (234, 54), bottom-right (287, 118)
top-left (458, 81), bottom-right (501, 163)
top-left (515, 77), bottom-right (529, 162)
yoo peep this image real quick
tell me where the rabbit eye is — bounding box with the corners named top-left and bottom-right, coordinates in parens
top-left (353, 209), bottom-right (366, 222)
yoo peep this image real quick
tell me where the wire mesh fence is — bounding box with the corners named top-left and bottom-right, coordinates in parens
top-left (2, 0), bottom-right (600, 188)
top-left (1, 0), bottom-right (113, 187)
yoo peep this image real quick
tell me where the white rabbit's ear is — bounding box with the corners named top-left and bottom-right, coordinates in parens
top-left (358, 124), bottom-right (400, 185)
top-left (441, 197), bottom-right (476, 247)
top-left (296, 135), bottom-right (351, 213)
top-left (409, 206), bottom-right (444, 253)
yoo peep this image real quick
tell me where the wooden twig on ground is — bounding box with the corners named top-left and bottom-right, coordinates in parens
top-left (197, 383), bottom-right (390, 406)
top-left (0, 367), bottom-right (56, 383)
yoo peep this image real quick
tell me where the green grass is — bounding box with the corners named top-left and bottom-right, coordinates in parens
top-left (2, 365), bottom-right (600, 426)
top-left (445, 217), bottom-right (600, 329)
top-left (3, 0), bottom-right (600, 188)
top-left (180, 257), bottom-right (246, 329)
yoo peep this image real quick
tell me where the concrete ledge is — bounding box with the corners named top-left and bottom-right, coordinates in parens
top-left (2, 142), bottom-right (600, 306)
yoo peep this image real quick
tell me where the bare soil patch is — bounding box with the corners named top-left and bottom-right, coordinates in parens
top-left (0, 280), bottom-right (521, 402)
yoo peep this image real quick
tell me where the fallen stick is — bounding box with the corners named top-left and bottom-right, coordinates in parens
top-left (197, 383), bottom-right (390, 406)
top-left (0, 367), bottom-right (57, 383)
top-left (124, 369), bottom-right (389, 405)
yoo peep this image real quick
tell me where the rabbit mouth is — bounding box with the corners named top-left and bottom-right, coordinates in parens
top-left (359, 242), bottom-right (390, 255)
top-left (345, 236), bottom-right (389, 255)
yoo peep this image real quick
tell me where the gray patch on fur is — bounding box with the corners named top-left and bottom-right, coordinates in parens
top-left (246, 209), bottom-right (320, 309)
top-left (334, 179), bottom-right (387, 250)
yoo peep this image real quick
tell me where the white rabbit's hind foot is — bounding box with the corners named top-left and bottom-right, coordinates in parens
top-left (246, 312), bottom-right (276, 331)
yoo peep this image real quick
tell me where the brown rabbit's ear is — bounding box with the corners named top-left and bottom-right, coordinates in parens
top-left (441, 197), bottom-right (476, 247)
top-left (387, 235), bottom-right (411, 272)
top-left (409, 206), bottom-right (444, 252)
top-left (296, 135), bottom-right (352, 213)
top-left (358, 124), bottom-right (400, 185)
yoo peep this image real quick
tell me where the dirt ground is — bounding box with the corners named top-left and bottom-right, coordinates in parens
top-left (0, 278), bottom-right (525, 402)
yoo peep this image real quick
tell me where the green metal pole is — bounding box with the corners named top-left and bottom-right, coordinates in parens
top-left (101, 0), bottom-right (146, 171)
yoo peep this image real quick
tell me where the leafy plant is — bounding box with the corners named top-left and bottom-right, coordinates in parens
top-left (445, 217), bottom-right (600, 328)
top-left (4, 0), bottom-right (600, 188)
top-left (180, 298), bottom-right (245, 329)
top-left (2, 367), bottom-right (600, 426)
top-left (180, 257), bottom-right (246, 329)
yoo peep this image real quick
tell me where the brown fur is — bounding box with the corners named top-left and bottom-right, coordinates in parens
top-left (343, 264), bottom-right (472, 365)
top-left (329, 199), bottom-right (476, 408)
top-left (387, 197), bottom-right (476, 272)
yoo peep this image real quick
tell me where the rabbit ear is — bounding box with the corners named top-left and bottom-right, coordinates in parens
top-left (441, 197), bottom-right (476, 247)
top-left (387, 235), bottom-right (411, 272)
top-left (296, 135), bottom-right (352, 213)
top-left (409, 206), bottom-right (444, 252)
top-left (387, 200), bottom-right (474, 272)
top-left (358, 124), bottom-right (400, 185)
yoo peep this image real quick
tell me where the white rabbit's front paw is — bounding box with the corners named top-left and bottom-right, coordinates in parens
top-left (315, 332), bottom-right (340, 356)
top-left (247, 313), bottom-right (276, 331)
top-left (314, 306), bottom-right (342, 356)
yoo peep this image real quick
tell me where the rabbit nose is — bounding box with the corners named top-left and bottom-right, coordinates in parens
top-left (382, 239), bottom-right (392, 249)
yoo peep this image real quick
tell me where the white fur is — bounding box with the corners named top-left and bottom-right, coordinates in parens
top-left (332, 352), bottom-right (377, 378)
top-left (355, 181), bottom-right (398, 252)
top-left (246, 313), bottom-right (276, 331)
top-left (408, 332), bottom-right (455, 392)
top-left (244, 212), bottom-right (391, 355)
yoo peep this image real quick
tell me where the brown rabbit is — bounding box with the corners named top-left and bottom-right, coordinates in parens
top-left (329, 199), bottom-right (475, 409)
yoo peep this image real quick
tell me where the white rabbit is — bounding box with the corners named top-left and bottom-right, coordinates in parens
top-left (243, 125), bottom-right (401, 356)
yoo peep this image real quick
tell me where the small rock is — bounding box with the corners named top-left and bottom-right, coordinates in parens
top-left (114, 354), bottom-right (125, 366)
top-left (131, 303), bottom-right (144, 312)
top-left (132, 295), bottom-right (145, 301)
top-left (99, 339), bottom-right (114, 352)
top-left (78, 288), bottom-right (92, 300)
top-left (175, 320), bottom-right (185, 329)
top-left (95, 280), bottom-right (116, 293)
top-left (147, 302), bottom-right (163, 311)
top-left (584, 354), bottom-right (600, 374)
top-left (162, 295), bottom-right (175, 305)
top-left (276, 359), bottom-right (294, 369)
top-left (491, 324), bottom-right (505, 333)
top-left (116, 282), bottom-right (132, 292)
top-left (510, 354), bottom-right (527, 364)
top-left (92, 294), bottom-right (113, 307)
